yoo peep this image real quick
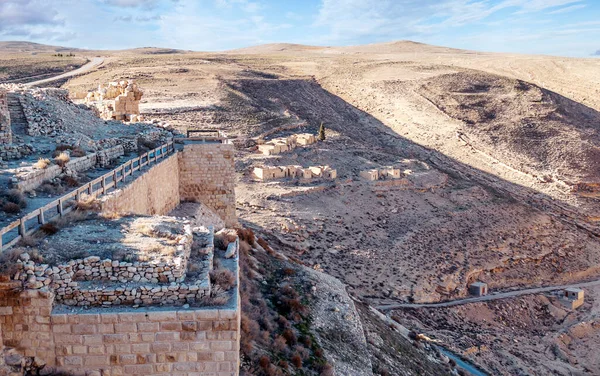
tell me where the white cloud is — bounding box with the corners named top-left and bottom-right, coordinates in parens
top-left (314, 0), bottom-right (589, 44)
top-left (0, 0), bottom-right (76, 41)
top-left (548, 4), bottom-right (586, 14)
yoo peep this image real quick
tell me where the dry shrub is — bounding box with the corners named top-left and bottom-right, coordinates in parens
top-left (236, 227), bottom-right (256, 246)
top-left (214, 231), bottom-right (237, 250)
top-left (38, 182), bottom-right (64, 195)
top-left (5, 189), bottom-right (26, 208)
top-left (76, 194), bottom-right (100, 211)
top-left (19, 234), bottom-right (42, 247)
top-left (2, 202), bottom-right (21, 214)
top-left (239, 239), bottom-right (252, 254)
top-left (259, 356), bottom-right (271, 369)
top-left (100, 211), bottom-right (121, 220)
top-left (291, 353), bottom-right (302, 368)
top-left (319, 364), bottom-right (334, 376)
top-left (33, 158), bottom-right (51, 169)
top-left (70, 147), bottom-right (86, 157)
top-left (0, 248), bottom-right (24, 277)
top-left (40, 223), bottom-right (60, 235)
top-left (200, 285), bottom-right (230, 306)
top-left (54, 144), bottom-right (72, 153)
top-left (54, 152), bottom-right (70, 167)
top-left (210, 268), bottom-right (235, 290)
top-left (63, 176), bottom-right (80, 187)
top-left (282, 328), bottom-right (297, 345)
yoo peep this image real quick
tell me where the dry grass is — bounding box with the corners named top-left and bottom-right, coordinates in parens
top-left (76, 194), bottom-right (100, 211)
top-left (54, 152), bottom-right (70, 167)
top-left (33, 158), bottom-right (51, 169)
top-left (0, 248), bottom-right (24, 277)
top-left (2, 202), bottom-right (21, 214)
top-left (5, 189), bottom-right (27, 208)
top-left (200, 285), bottom-right (230, 306)
top-left (210, 268), bottom-right (236, 291)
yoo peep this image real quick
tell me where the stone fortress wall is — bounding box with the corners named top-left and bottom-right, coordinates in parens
top-left (0, 88), bottom-right (10, 145)
top-left (0, 140), bottom-right (240, 375)
top-left (0, 283), bottom-right (240, 376)
top-left (100, 152), bottom-right (181, 217)
top-left (179, 142), bottom-right (237, 228)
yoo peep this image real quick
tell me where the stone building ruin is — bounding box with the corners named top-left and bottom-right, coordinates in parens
top-left (360, 166), bottom-right (402, 181)
top-left (253, 165), bottom-right (337, 181)
top-left (85, 80), bottom-right (143, 122)
top-left (0, 138), bottom-right (241, 375)
top-left (257, 133), bottom-right (317, 156)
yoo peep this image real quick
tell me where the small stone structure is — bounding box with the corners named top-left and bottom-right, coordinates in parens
top-left (560, 287), bottom-right (584, 309)
top-left (0, 88), bottom-right (11, 145)
top-left (469, 282), bottom-right (488, 296)
top-left (360, 166), bottom-right (402, 181)
top-left (253, 165), bottom-right (336, 181)
top-left (257, 133), bottom-right (317, 155)
top-left (85, 80), bottom-right (143, 122)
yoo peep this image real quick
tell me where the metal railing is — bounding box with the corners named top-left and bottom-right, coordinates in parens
top-left (0, 141), bottom-right (175, 252)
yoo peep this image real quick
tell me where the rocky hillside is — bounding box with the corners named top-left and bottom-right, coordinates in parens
top-left (418, 72), bottom-right (600, 185)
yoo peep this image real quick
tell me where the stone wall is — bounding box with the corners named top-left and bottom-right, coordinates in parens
top-left (0, 289), bottom-right (240, 375)
top-left (100, 153), bottom-right (181, 216)
top-left (0, 88), bottom-right (10, 145)
top-left (15, 145), bottom-right (125, 192)
top-left (179, 143), bottom-right (237, 227)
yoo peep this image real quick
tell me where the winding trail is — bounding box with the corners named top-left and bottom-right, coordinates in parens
top-left (24, 57), bottom-right (104, 87)
top-left (376, 279), bottom-right (600, 311)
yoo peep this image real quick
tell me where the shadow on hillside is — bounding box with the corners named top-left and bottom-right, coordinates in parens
top-left (229, 77), bottom-right (600, 224)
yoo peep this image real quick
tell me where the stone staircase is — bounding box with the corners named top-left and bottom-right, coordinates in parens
top-left (6, 93), bottom-right (27, 136)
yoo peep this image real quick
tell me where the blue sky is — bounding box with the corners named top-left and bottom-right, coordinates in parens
top-left (0, 0), bottom-right (599, 57)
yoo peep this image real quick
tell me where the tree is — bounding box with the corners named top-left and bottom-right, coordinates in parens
top-left (318, 122), bottom-right (326, 141)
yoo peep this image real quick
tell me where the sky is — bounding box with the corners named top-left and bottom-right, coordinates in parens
top-left (0, 0), bottom-right (599, 57)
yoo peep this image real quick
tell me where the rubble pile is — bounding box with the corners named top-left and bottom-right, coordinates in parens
top-left (85, 80), bottom-right (144, 122)
top-left (0, 84), bottom-right (173, 161)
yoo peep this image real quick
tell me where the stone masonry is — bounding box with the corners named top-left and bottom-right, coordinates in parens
top-left (179, 142), bottom-right (237, 228)
top-left (100, 153), bottom-right (181, 216)
top-left (0, 88), bottom-right (11, 145)
top-left (0, 287), bottom-right (240, 376)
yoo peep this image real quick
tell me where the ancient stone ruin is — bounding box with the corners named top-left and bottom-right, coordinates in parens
top-left (0, 88), bottom-right (10, 145)
top-left (257, 133), bottom-right (316, 155)
top-left (0, 138), bottom-right (241, 375)
top-left (360, 166), bottom-right (402, 181)
top-left (85, 80), bottom-right (143, 122)
top-left (253, 165), bottom-right (337, 181)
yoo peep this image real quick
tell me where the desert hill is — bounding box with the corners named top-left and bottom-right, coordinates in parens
top-left (418, 71), bottom-right (600, 185)
top-left (0, 41), bottom-right (83, 54)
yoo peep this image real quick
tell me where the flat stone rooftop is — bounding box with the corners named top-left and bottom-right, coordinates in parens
top-left (38, 215), bottom-right (190, 267)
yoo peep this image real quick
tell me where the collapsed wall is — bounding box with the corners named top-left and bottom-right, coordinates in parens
top-left (0, 88), bottom-right (10, 145)
top-left (85, 80), bottom-right (143, 122)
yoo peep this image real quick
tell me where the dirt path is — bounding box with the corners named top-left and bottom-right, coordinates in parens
top-left (376, 279), bottom-right (600, 311)
top-left (25, 57), bottom-right (104, 87)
